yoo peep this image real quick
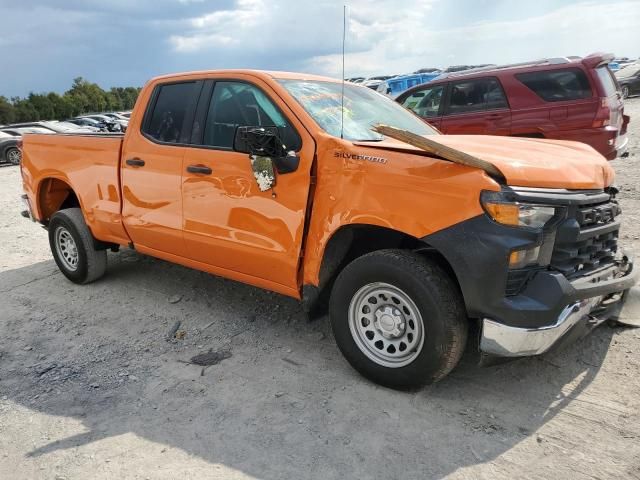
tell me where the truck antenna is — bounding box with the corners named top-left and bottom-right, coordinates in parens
top-left (340, 5), bottom-right (347, 139)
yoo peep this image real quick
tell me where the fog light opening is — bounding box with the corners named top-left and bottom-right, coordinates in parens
top-left (509, 246), bottom-right (541, 269)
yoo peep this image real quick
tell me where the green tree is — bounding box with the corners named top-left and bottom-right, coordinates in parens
top-left (0, 96), bottom-right (16, 124)
top-left (12, 98), bottom-right (38, 122)
top-left (0, 78), bottom-right (141, 124)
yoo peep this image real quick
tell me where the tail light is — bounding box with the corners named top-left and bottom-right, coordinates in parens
top-left (592, 98), bottom-right (611, 128)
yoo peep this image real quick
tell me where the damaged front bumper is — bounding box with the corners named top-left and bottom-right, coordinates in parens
top-left (480, 260), bottom-right (637, 357)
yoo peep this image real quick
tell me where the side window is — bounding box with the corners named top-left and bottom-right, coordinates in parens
top-left (143, 82), bottom-right (201, 144)
top-left (202, 81), bottom-right (301, 151)
top-left (446, 78), bottom-right (507, 114)
top-left (516, 68), bottom-right (592, 102)
top-left (401, 85), bottom-right (445, 118)
top-left (484, 79), bottom-right (508, 110)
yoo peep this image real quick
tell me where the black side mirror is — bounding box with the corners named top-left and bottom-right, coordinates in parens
top-left (234, 126), bottom-right (300, 174)
top-left (234, 126), bottom-right (282, 156)
top-left (273, 151), bottom-right (300, 174)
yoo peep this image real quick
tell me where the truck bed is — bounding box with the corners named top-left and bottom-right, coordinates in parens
top-left (22, 132), bottom-right (130, 245)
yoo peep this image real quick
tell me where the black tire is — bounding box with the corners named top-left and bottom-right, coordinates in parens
top-left (622, 86), bottom-right (630, 99)
top-left (48, 208), bottom-right (107, 284)
top-left (5, 147), bottom-right (21, 165)
top-left (329, 250), bottom-right (468, 389)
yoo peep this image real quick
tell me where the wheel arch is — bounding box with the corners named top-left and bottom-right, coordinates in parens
top-left (302, 223), bottom-right (463, 314)
top-left (36, 176), bottom-right (82, 223)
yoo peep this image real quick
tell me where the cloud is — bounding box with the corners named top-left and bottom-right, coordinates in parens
top-left (307, 0), bottom-right (640, 77)
top-left (0, 0), bottom-right (638, 98)
top-left (169, 0), bottom-right (267, 51)
top-left (165, 0), bottom-right (640, 79)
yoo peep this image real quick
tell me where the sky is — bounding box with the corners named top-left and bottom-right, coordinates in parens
top-left (0, 0), bottom-right (639, 98)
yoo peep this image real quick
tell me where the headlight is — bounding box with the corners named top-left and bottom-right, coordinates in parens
top-left (481, 190), bottom-right (563, 270)
top-left (481, 191), bottom-right (558, 229)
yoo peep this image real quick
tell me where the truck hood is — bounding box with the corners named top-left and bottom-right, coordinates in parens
top-left (355, 134), bottom-right (615, 190)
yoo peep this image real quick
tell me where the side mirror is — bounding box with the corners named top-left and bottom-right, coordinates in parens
top-left (234, 126), bottom-right (300, 175)
top-left (234, 126), bottom-right (283, 157)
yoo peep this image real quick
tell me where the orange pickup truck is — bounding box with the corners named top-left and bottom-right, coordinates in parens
top-left (20, 70), bottom-right (636, 388)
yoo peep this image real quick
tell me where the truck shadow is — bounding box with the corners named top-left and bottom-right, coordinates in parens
top-left (0, 251), bottom-right (623, 479)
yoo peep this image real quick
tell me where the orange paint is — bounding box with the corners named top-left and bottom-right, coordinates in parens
top-left (20, 69), bottom-right (617, 298)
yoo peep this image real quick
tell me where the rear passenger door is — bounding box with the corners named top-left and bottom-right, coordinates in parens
top-left (440, 77), bottom-right (511, 135)
top-left (121, 80), bottom-right (203, 257)
top-left (398, 84), bottom-right (446, 130)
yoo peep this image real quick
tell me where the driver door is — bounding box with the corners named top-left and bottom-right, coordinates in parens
top-left (181, 78), bottom-right (314, 294)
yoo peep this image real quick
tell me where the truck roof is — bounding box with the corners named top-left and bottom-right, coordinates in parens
top-left (149, 69), bottom-right (341, 84)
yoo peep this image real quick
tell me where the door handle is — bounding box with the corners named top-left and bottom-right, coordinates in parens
top-left (126, 158), bottom-right (145, 167)
top-left (485, 113), bottom-right (502, 119)
top-left (187, 165), bottom-right (212, 175)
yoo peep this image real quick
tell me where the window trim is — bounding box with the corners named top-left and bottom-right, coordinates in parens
top-left (140, 80), bottom-right (205, 148)
top-left (443, 76), bottom-right (509, 116)
top-left (189, 78), bottom-right (303, 154)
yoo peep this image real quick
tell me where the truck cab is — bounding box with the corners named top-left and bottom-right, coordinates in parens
top-left (19, 70), bottom-right (637, 389)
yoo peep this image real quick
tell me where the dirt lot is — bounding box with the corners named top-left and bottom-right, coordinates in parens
top-left (1, 100), bottom-right (640, 480)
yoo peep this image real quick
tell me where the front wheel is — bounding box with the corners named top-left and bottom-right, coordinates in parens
top-left (329, 250), bottom-right (468, 389)
top-left (5, 147), bottom-right (21, 165)
top-left (48, 208), bottom-right (107, 284)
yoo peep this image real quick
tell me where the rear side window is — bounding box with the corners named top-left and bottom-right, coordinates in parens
top-left (595, 66), bottom-right (618, 96)
top-left (516, 68), bottom-right (591, 102)
top-left (143, 81), bottom-right (201, 144)
top-left (446, 77), bottom-right (508, 114)
top-left (202, 81), bottom-right (301, 151)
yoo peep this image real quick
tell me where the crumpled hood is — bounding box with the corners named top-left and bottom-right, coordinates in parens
top-left (355, 134), bottom-right (615, 190)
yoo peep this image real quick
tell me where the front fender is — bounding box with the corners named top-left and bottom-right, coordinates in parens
top-left (301, 141), bottom-right (501, 287)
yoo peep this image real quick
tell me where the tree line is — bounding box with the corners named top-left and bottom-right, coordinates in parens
top-left (0, 77), bottom-right (141, 125)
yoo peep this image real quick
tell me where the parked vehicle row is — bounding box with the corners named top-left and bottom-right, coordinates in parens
top-left (68, 112), bottom-right (130, 132)
top-left (615, 63), bottom-right (640, 98)
top-left (0, 111), bottom-right (132, 164)
top-left (0, 131), bottom-right (22, 165)
top-left (0, 121), bottom-right (94, 164)
top-left (352, 58), bottom-right (636, 99)
top-left (396, 53), bottom-right (629, 160)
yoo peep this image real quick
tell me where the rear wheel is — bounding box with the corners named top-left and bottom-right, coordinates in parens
top-left (329, 250), bottom-right (468, 389)
top-left (48, 208), bottom-right (107, 284)
top-left (5, 147), bottom-right (21, 165)
top-left (621, 85), bottom-right (630, 99)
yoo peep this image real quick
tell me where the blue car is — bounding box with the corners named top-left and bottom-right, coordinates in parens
top-left (377, 72), bottom-right (442, 97)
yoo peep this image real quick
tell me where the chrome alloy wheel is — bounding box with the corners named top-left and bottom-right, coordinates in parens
top-left (7, 148), bottom-right (21, 165)
top-left (348, 282), bottom-right (425, 368)
top-left (54, 226), bottom-right (79, 271)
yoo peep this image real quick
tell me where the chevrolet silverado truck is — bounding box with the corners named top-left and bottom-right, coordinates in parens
top-left (20, 70), bottom-right (637, 388)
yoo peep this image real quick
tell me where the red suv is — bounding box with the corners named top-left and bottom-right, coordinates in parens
top-left (396, 53), bottom-right (629, 160)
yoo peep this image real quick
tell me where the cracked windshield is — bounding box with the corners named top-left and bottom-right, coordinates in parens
top-left (279, 79), bottom-right (438, 141)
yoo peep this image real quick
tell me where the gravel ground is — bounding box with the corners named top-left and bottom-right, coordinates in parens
top-left (1, 99), bottom-right (640, 480)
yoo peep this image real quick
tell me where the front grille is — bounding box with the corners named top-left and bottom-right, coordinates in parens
top-left (575, 202), bottom-right (621, 227)
top-left (550, 199), bottom-right (620, 279)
